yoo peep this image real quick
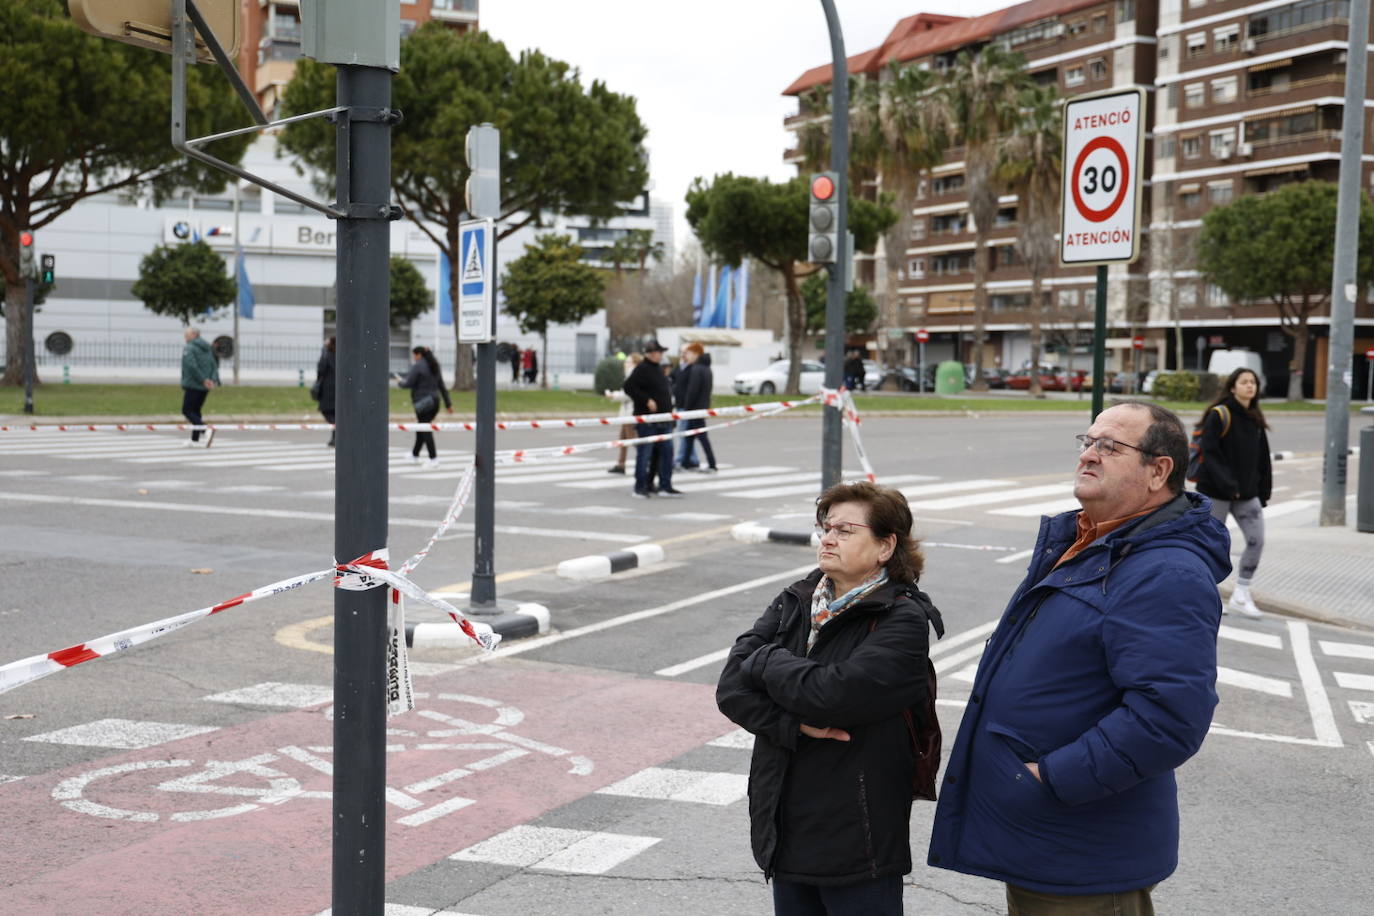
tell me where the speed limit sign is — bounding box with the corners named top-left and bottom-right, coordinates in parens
top-left (1060, 88), bottom-right (1145, 265)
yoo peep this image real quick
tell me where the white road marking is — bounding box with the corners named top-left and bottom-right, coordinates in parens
top-left (1216, 666), bottom-right (1293, 697)
top-left (25, 718), bottom-right (217, 749)
top-left (908, 482), bottom-right (1072, 511)
top-left (989, 497), bottom-right (1082, 518)
top-left (707, 729), bottom-right (754, 749)
top-left (661, 511), bottom-right (731, 521)
top-left (450, 825), bottom-right (661, 874)
top-left (596, 767), bottom-right (747, 805)
top-left (61, 474), bottom-right (124, 482)
top-left (731, 473), bottom-right (938, 499)
top-left (1334, 671), bottom-right (1374, 692)
top-left (901, 479), bottom-right (1018, 500)
top-left (315, 906), bottom-right (482, 916)
top-left (655, 647), bottom-right (730, 678)
top-left (396, 795), bottom-right (477, 827)
top-left (562, 465), bottom-right (796, 490)
top-left (1348, 700), bottom-right (1374, 724)
top-left (0, 774), bottom-right (25, 785)
top-left (1289, 621), bottom-right (1343, 746)
top-left (1220, 625), bottom-right (1284, 649)
top-left (933, 643), bottom-right (987, 675)
top-left (929, 620), bottom-right (998, 658)
top-left (1320, 640), bottom-right (1374, 660)
top-left (996, 548), bottom-right (1034, 565)
top-left (203, 682), bottom-right (333, 708)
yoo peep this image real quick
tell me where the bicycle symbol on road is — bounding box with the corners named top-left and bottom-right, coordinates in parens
top-left (51, 693), bottom-right (593, 827)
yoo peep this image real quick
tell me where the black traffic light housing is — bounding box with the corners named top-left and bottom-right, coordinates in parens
top-left (808, 173), bottom-right (839, 264)
top-left (19, 230), bottom-right (36, 277)
top-left (40, 254), bottom-right (55, 285)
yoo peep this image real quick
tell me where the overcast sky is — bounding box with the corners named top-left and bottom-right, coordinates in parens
top-left (479, 1), bottom-right (1008, 252)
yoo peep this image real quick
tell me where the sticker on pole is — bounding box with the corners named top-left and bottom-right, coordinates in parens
top-left (458, 218), bottom-right (495, 343)
top-left (1060, 88), bottom-right (1145, 265)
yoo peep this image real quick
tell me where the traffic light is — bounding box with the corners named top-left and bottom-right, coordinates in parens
top-left (808, 173), bottom-right (839, 263)
top-left (19, 230), bottom-right (35, 278)
top-left (40, 254), bottom-right (55, 285)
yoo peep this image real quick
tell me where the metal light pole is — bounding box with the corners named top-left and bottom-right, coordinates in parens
top-left (819, 0), bottom-right (848, 491)
top-left (232, 180), bottom-right (241, 385)
top-left (1320, 0), bottom-right (1369, 526)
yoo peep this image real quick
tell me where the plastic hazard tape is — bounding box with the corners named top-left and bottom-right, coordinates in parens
top-left (822, 387), bottom-right (879, 484)
top-left (0, 398), bottom-right (820, 435)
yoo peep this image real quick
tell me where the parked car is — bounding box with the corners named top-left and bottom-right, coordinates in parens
top-left (1007, 367), bottom-right (1060, 391)
top-left (732, 359), bottom-right (826, 395)
top-left (862, 360), bottom-right (883, 391)
top-left (965, 366), bottom-right (1010, 389)
top-left (879, 365), bottom-right (930, 392)
top-left (1141, 369), bottom-right (1161, 394)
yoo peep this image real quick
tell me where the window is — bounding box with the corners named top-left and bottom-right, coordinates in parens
top-left (1205, 284), bottom-right (1228, 307)
top-left (1168, 84), bottom-right (1180, 108)
top-left (1059, 289), bottom-right (1080, 308)
top-left (1093, 13), bottom-right (1108, 32)
top-left (1188, 0), bottom-right (1206, 8)
top-left (1159, 41), bottom-right (1170, 60)
top-left (1066, 66), bottom-right (1086, 87)
top-left (1116, 0), bottom-right (1136, 21)
top-left (1181, 135), bottom-right (1203, 159)
top-left (931, 174), bottom-right (965, 195)
top-left (910, 220), bottom-right (926, 240)
top-left (1209, 128), bottom-right (1236, 157)
top-left (1067, 19), bottom-right (1088, 37)
top-left (1213, 24), bottom-right (1240, 52)
top-left (1184, 83), bottom-right (1206, 108)
top-left (1211, 75), bottom-right (1238, 103)
top-left (931, 212), bottom-right (968, 234)
top-left (1208, 181), bottom-right (1235, 204)
top-left (1089, 57), bottom-right (1108, 81)
top-left (1186, 32), bottom-right (1206, 58)
top-left (909, 258), bottom-right (926, 279)
top-left (1157, 136), bottom-right (1177, 158)
top-left (1250, 0), bottom-right (1352, 40)
top-left (1084, 288), bottom-right (1098, 308)
top-left (1179, 185), bottom-right (1203, 207)
top-left (994, 206), bottom-right (1018, 227)
top-left (399, 19), bottom-right (417, 37)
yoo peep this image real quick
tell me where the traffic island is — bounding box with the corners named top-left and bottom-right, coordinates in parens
top-left (557, 544), bottom-right (666, 582)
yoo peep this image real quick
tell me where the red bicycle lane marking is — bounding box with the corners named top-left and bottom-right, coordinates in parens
top-left (0, 665), bottom-right (730, 916)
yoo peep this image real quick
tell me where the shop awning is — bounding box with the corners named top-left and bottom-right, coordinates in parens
top-left (1247, 58), bottom-right (1293, 73)
top-left (1177, 183), bottom-right (1201, 193)
top-left (1247, 104), bottom-right (1317, 122)
top-left (1243, 163), bottom-right (1312, 178)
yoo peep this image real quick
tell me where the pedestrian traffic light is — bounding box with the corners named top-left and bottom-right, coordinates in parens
top-left (19, 230), bottom-right (35, 278)
top-left (40, 254), bottom-right (55, 285)
top-left (808, 173), bottom-right (839, 264)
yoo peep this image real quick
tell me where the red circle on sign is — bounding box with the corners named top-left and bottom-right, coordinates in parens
top-left (1367, 348), bottom-right (1374, 359)
top-left (1071, 136), bottom-right (1130, 224)
top-left (811, 175), bottom-right (835, 201)
top-left (1132, 336), bottom-right (1144, 349)
top-left (916, 329), bottom-right (930, 343)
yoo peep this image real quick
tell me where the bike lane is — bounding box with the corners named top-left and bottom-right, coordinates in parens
top-left (0, 663), bottom-right (732, 915)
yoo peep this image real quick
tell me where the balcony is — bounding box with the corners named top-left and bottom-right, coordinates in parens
top-left (1248, 71), bottom-right (1346, 99)
top-left (1248, 128), bottom-right (1342, 153)
top-left (431, 0), bottom-right (478, 21)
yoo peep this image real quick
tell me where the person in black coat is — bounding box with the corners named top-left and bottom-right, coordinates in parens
top-left (1195, 367), bottom-right (1272, 617)
top-left (622, 339), bottom-right (680, 497)
top-left (678, 344), bottom-right (717, 471)
top-left (397, 346), bottom-right (453, 467)
top-left (718, 481), bottom-right (942, 915)
top-left (315, 336), bottom-right (337, 447)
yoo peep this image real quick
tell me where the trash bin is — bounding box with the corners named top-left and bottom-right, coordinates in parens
top-left (935, 361), bottom-right (966, 395)
top-left (1359, 406), bottom-right (1374, 533)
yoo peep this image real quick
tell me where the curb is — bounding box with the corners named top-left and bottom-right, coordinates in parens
top-left (1218, 584), bottom-right (1373, 633)
top-left (406, 602), bottom-right (550, 647)
top-left (732, 522), bottom-right (818, 547)
top-left (557, 544), bottom-right (665, 581)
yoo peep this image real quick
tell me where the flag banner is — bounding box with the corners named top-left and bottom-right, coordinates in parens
top-left (691, 264), bottom-right (703, 326)
top-left (731, 260), bottom-right (749, 329)
top-left (236, 250), bottom-right (255, 320)
top-left (438, 250), bottom-right (453, 326)
top-left (712, 265), bottom-right (732, 328)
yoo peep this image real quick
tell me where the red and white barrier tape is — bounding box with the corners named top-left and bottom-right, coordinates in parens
top-left (820, 387), bottom-right (878, 483)
top-left (0, 398), bottom-right (820, 435)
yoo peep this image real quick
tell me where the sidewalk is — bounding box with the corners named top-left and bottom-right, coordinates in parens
top-left (1225, 499), bottom-right (1374, 631)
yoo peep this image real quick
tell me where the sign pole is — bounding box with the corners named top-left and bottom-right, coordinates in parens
top-left (819, 0), bottom-right (847, 492)
top-left (23, 275), bottom-right (35, 415)
top-left (1091, 266), bottom-right (1107, 419)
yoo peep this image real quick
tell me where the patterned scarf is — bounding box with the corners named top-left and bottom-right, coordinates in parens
top-left (808, 568), bottom-right (889, 652)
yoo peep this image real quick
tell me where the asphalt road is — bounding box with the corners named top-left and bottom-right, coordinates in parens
top-left (0, 408), bottom-right (1371, 915)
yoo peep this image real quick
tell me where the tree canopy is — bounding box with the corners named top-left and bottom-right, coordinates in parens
top-left (389, 256), bottom-right (431, 329)
top-left (1, 0), bottom-right (252, 383)
top-left (1197, 180), bottom-right (1374, 399)
top-left (501, 234), bottom-right (604, 388)
top-left (685, 173), bottom-right (895, 392)
top-left (802, 271), bottom-right (878, 334)
top-left (278, 25), bottom-right (648, 388)
top-left (130, 241), bottom-right (237, 324)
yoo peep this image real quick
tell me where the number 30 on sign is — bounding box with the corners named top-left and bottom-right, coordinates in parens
top-left (1059, 88), bottom-right (1145, 265)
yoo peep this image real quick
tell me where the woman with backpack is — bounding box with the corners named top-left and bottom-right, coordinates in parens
top-left (1194, 367), bottom-right (1271, 618)
top-left (717, 481), bottom-right (943, 915)
top-left (397, 346), bottom-right (453, 468)
top-left (313, 336), bottom-right (336, 447)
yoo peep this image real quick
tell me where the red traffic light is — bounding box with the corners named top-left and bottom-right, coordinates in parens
top-left (810, 174), bottom-right (835, 201)
top-left (20, 231), bottom-right (34, 247)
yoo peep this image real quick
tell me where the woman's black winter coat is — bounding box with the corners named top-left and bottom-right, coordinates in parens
top-left (1196, 396), bottom-right (1271, 504)
top-left (716, 569), bottom-right (941, 886)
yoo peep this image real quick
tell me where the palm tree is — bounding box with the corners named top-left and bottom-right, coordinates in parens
top-left (625, 228), bottom-right (665, 272)
top-left (997, 84), bottom-right (1063, 398)
top-left (929, 45), bottom-right (1033, 390)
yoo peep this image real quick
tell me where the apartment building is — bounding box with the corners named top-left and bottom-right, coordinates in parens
top-left (784, 0), bottom-right (1374, 394)
top-left (241, 0), bottom-right (478, 113)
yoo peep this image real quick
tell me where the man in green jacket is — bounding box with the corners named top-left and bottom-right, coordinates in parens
top-left (180, 328), bottom-right (220, 447)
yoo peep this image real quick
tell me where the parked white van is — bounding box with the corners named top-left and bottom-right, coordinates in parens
top-left (1207, 350), bottom-right (1266, 391)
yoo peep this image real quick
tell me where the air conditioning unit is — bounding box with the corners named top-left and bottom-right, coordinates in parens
top-left (1239, 142), bottom-right (1253, 156)
top-left (1219, 147), bottom-right (1234, 159)
top-left (1337, 51), bottom-right (1348, 64)
top-left (1243, 37), bottom-right (1256, 52)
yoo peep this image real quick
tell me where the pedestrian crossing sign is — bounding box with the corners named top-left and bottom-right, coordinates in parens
top-left (458, 218), bottom-right (494, 343)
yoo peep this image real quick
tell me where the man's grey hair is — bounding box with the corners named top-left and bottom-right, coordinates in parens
top-left (1113, 400), bottom-right (1188, 495)
top-left (186, 327), bottom-right (201, 338)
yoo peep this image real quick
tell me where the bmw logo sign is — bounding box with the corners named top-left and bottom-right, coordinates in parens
top-left (172, 221), bottom-right (192, 240)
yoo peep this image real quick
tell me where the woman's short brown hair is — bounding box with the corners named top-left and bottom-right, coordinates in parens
top-left (816, 480), bottom-right (924, 583)
top-left (683, 342), bottom-right (705, 357)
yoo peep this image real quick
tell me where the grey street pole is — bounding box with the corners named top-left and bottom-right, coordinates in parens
top-left (467, 125), bottom-right (500, 607)
top-left (1090, 265), bottom-right (1108, 420)
top-left (232, 181), bottom-right (241, 385)
top-left (1320, 0), bottom-right (1369, 526)
top-left (332, 64), bottom-right (394, 914)
top-left (820, 0), bottom-right (848, 492)
top-left (23, 275), bottom-right (35, 414)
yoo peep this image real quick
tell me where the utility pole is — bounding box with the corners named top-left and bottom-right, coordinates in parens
top-left (819, 0), bottom-right (848, 491)
top-left (1320, 0), bottom-right (1368, 526)
top-left (466, 124), bottom-right (500, 607)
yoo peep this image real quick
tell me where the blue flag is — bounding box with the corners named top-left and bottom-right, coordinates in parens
top-left (731, 260), bottom-right (748, 329)
top-left (236, 250), bottom-right (255, 320)
top-left (691, 264), bottom-right (703, 326)
top-left (713, 265), bottom-right (732, 328)
top-left (438, 250), bottom-right (453, 325)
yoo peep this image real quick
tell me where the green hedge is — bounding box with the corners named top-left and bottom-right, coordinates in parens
top-left (593, 356), bottom-right (625, 394)
top-left (1152, 371), bottom-right (1221, 403)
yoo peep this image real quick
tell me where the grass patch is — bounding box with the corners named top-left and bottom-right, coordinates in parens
top-left (0, 384), bottom-right (1355, 418)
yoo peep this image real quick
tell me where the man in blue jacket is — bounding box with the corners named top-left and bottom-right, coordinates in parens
top-left (929, 402), bottom-right (1230, 914)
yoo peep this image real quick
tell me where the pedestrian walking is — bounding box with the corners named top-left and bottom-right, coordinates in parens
top-left (843, 349), bottom-right (866, 392)
top-left (622, 339), bottom-right (680, 498)
top-left (508, 344), bottom-right (521, 384)
top-left (670, 345), bottom-right (693, 469)
top-left (677, 343), bottom-right (717, 472)
top-left (179, 327), bottom-right (220, 448)
top-left (718, 481), bottom-right (942, 914)
top-left (928, 402), bottom-right (1230, 914)
top-left (606, 353), bottom-right (643, 475)
top-left (398, 346), bottom-right (452, 468)
top-left (522, 347), bottom-right (538, 385)
top-left (313, 336), bottom-right (337, 447)
top-left (1194, 368), bottom-right (1272, 618)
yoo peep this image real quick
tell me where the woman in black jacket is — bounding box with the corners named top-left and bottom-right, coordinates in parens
top-left (717, 481), bottom-right (942, 915)
top-left (1195, 367), bottom-right (1272, 617)
top-left (315, 336), bottom-right (336, 447)
top-left (397, 346), bottom-right (453, 467)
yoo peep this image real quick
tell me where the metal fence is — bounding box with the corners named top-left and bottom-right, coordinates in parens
top-left (35, 339), bottom-right (320, 371)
